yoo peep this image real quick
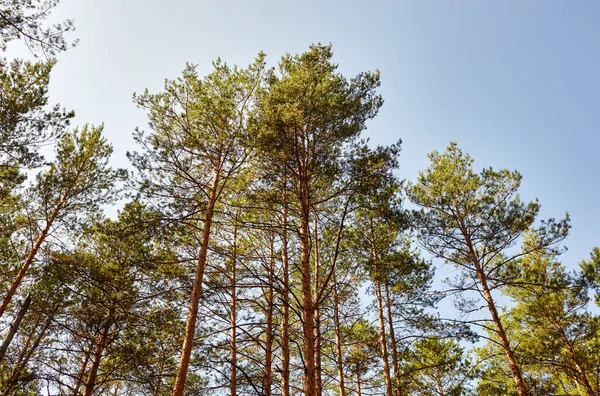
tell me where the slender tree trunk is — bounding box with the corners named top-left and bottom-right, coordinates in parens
top-left (313, 214), bottom-right (322, 396)
top-left (280, 203), bottom-right (291, 396)
top-left (4, 306), bottom-right (54, 395)
top-left (375, 278), bottom-right (393, 396)
top-left (558, 330), bottom-right (595, 396)
top-left (0, 185), bottom-right (70, 320)
top-left (264, 235), bottom-right (275, 396)
top-left (83, 309), bottom-right (114, 396)
top-left (0, 294), bottom-right (31, 362)
top-left (0, 220), bottom-right (52, 319)
top-left (332, 271), bottom-right (346, 396)
top-left (462, 223), bottom-right (529, 396)
top-left (477, 268), bottom-right (528, 396)
top-left (73, 344), bottom-right (93, 396)
top-left (356, 368), bottom-right (362, 396)
top-left (371, 230), bottom-right (393, 396)
top-left (230, 222), bottom-right (238, 396)
top-left (152, 370), bottom-right (162, 396)
top-left (172, 164), bottom-right (221, 396)
top-left (384, 284), bottom-right (402, 396)
top-left (299, 174), bottom-right (316, 396)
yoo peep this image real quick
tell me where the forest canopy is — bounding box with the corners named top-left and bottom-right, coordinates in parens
top-left (0, 1), bottom-right (598, 395)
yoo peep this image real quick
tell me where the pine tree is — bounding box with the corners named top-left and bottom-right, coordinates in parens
top-left (408, 142), bottom-right (569, 396)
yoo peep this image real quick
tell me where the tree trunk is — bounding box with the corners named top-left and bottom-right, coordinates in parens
top-left (280, 203), bottom-right (291, 396)
top-left (0, 294), bottom-right (31, 362)
top-left (332, 271), bottom-right (346, 396)
top-left (73, 344), bottom-right (93, 396)
top-left (83, 309), bottom-right (113, 396)
top-left (461, 222), bottom-right (529, 396)
top-left (371, 229), bottom-right (393, 396)
top-left (0, 220), bottom-right (52, 318)
top-left (313, 214), bottom-right (322, 396)
top-left (230, 221), bottom-right (238, 396)
top-left (0, 187), bottom-right (69, 320)
top-left (384, 283), bottom-right (402, 396)
top-left (172, 164), bottom-right (221, 396)
top-left (477, 269), bottom-right (528, 396)
top-left (152, 370), bottom-right (162, 396)
top-left (375, 279), bottom-right (393, 396)
top-left (264, 235), bottom-right (275, 396)
top-left (471, 257), bottom-right (528, 395)
top-left (299, 174), bottom-right (316, 396)
top-left (4, 306), bottom-right (54, 395)
top-left (356, 368), bottom-right (362, 396)
top-left (558, 330), bottom-right (596, 396)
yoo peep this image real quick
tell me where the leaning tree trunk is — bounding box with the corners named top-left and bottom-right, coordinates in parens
top-left (73, 344), bottom-right (93, 396)
top-left (0, 294), bottom-right (31, 362)
top-left (83, 308), bottom-right (114, 396)
top-left (465, 234), bottom-right (529, 396)
top-left (557, 328), bottom-right (596, 396)
top-left (0, 185), bottom-right (71, 320)
top-left (4, 310), bottom-right (54, 395)
top-left (172, 163), bottom-right (221, 396)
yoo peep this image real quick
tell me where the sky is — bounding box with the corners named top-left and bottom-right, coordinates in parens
top-left (18, 1), bottom-right (600, 271)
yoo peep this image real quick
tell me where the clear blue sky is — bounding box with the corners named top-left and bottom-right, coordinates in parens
top-left (36, 0), bottom-right (600, 269)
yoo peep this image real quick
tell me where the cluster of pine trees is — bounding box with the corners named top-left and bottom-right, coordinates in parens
top-left (1, 1), bottom-right (599, 395)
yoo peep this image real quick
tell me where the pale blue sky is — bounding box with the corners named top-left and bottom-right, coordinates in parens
top-left (36, 0), bottom-right (600, 269)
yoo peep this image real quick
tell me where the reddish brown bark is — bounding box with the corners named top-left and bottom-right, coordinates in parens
top-left (556, 328), bottom-right (595, 396)
top-left (375, 279), bottom-right (393, 396)
top-left (371, 226), bottom-right (393, 396)
top-left (464, 232), bottom-right (529, 396)
top-left (73, 345), bottom-right (92, 396)
top-left (280, 204), bottom-right (291, 396)
top-left (0, 220), bottom-right (53, 318)
top-left (299, 176), bottom-right (315, 396)
top-left (332, 271), bottom-right (346, 396)
top-left (264, 235), bottom-right (275, 396)
top-left (83, 308), bottom-right (114, 396)
top-left (172, 163), bottom-right (221, 396)
top-left (0, 185), bottom-right (71, 319)
top-left (230, 222), bottom-right (238, 396)
top-left (385, 283), bottom-right (402, 396)
top-left (313, 215), bottom-right (322, 396)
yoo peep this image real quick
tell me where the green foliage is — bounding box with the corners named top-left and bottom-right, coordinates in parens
top-left (0, 0), bottom-right (75, 55)
top-left (32, 124), bottom-right (126, 225)
top-left (581, 247), bottom-right (600, 306)
top-left (129, 55), bottom-right (265, 218)
top-left (477, 236), bottom-right (600, 395)
top-left (403, 337), bottom-right (475, 396)
top-left (344, 319), bottom-right (380, 379)
top-left (256, 43), bottom-right (383, 195)
top-left (408, 142), bottom-right (569, 280)
top-left (0, 40), bottom-right (597, 396)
